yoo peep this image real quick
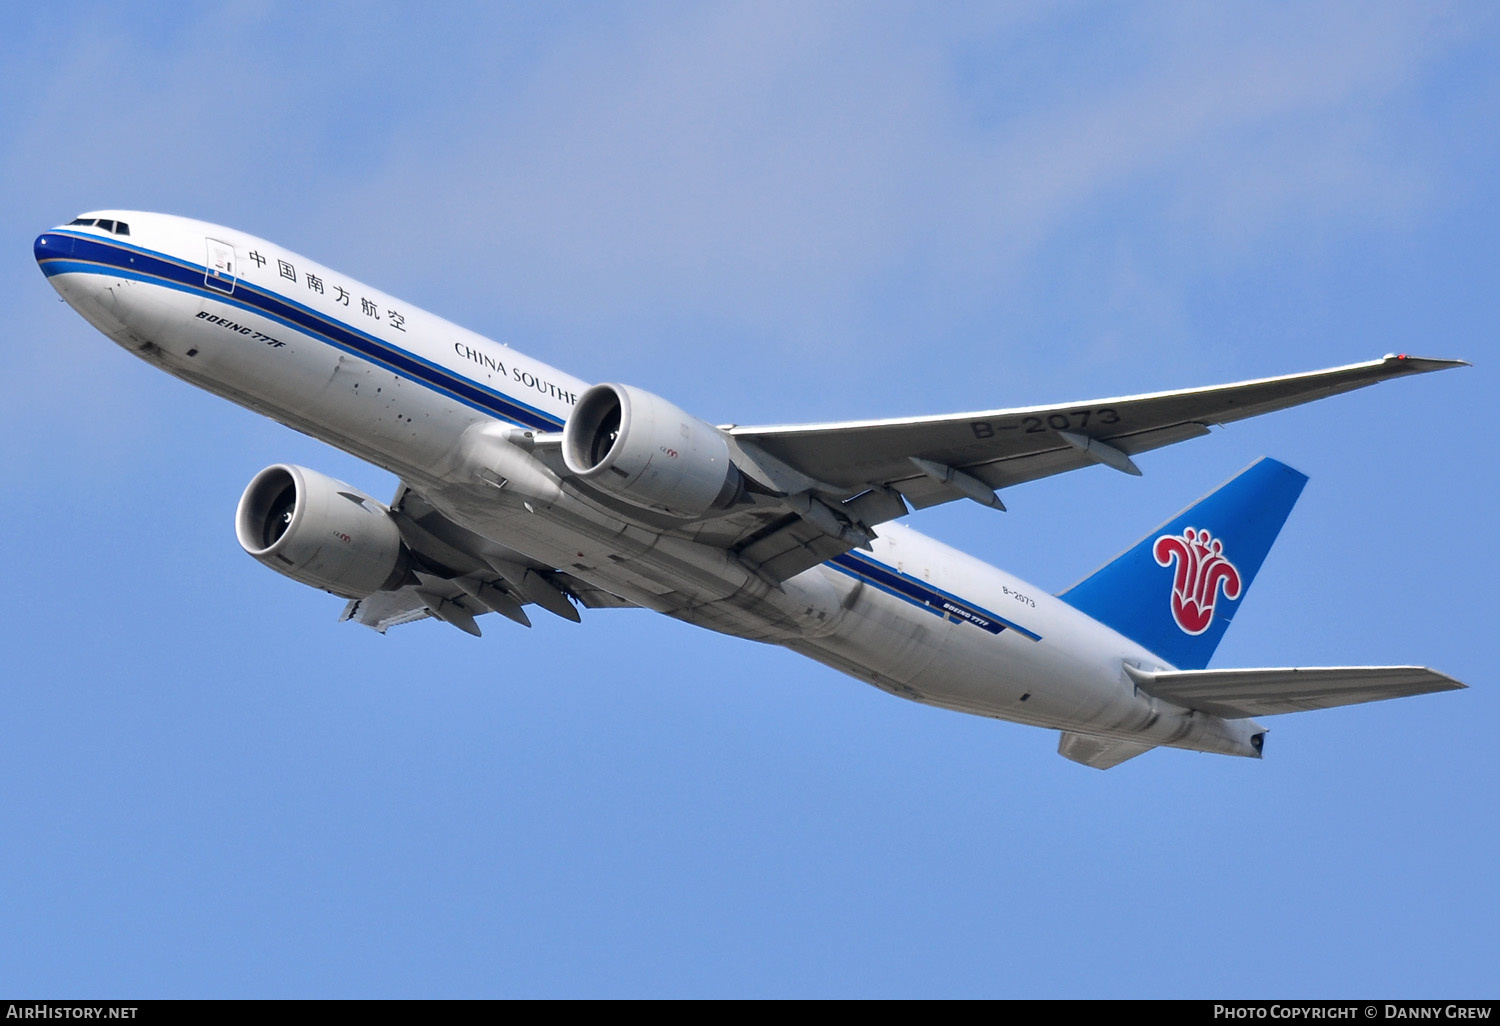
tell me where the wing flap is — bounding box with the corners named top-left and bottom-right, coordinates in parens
top-left (340, 587), bottom-right (439, 633)
top-left (1125, 664), bottom-right (1466, 718)
top-left (733, 514), bottom-right (857, 582)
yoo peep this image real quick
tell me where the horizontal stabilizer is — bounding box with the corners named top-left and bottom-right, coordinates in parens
top-left (1124, 664), bottom-right (1466, 718)
top-left (1058, 731), bottom-right (1157, 769)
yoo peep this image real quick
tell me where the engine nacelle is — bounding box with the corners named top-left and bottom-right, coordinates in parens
top-left (235, 464), bottom-right (409, 598)
top-left (562, 383), bottom-right (743, 517)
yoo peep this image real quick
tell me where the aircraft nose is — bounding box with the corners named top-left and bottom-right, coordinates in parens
top-left (34, 230), bottom-right (74, 272)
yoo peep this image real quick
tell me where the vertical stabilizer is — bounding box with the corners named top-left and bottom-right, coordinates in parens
top-left (1058, 458), bottom-right (1307, 669)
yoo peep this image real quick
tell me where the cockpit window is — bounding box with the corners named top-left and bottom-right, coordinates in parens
top-left (65, 216), bottom-right (129, 236)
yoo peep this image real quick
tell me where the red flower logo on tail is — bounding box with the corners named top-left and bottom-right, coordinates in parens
top-left (1153, 527), bottom-right (1242, 635)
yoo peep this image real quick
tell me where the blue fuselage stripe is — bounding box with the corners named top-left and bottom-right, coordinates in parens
top-left (829, 552), bottom-right (1040, 640)
top-left (36, 232), bottom-right (564, 432)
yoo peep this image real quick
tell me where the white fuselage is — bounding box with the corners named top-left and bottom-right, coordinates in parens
top-left (36, 211), bottom-right (1262, 759)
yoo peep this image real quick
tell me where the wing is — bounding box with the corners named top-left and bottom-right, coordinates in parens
top-left (732, 355), bottom-right (1464, 509)
top-left (1123, 665), bottom-right (1466, 719)
top-left (340, 483), bottom-right (636, 636)
top-left (702, 354), bottom-right (1464, 582)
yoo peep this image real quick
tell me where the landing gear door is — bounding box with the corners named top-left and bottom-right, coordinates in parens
top-left (205, 238), bottom-right (237, 295)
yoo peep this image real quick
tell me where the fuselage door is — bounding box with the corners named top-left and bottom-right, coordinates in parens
top-left (205, 238), bottom-right (237, 295)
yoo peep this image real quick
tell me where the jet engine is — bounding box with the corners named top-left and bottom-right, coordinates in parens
top-left (562, 383), bottom-right (743, 517)
top-left (236, 464), bottom-right (409, 598)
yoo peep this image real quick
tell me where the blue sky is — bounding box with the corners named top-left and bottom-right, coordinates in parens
top-left (2, 1), bottom-right (1495, 997)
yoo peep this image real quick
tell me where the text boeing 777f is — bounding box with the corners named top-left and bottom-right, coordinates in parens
top-left (35, 210), bottom-right (1467, 769)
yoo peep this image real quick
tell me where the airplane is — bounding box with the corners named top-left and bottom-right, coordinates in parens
top-left (34, 210), bottom-right (1467, 769)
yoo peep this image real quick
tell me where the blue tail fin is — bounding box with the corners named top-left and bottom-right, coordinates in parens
top-left (1058, 458), bottom-right (1308, 669)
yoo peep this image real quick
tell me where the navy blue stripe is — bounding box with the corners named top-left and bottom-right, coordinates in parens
top-left (830, 552), bottom-right (1041, 640)
top-left (37, 232), bottom-right (565, 432)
